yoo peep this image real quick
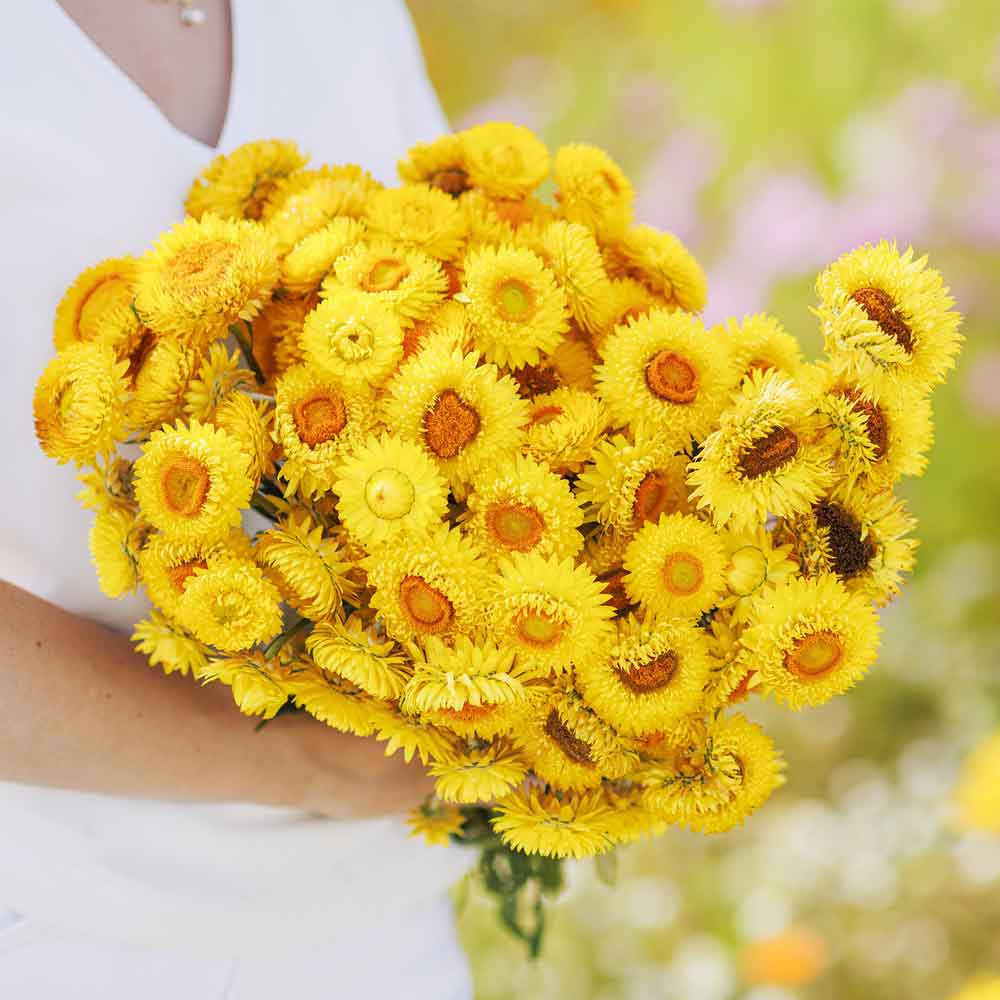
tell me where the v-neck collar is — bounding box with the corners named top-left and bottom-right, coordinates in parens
top-left (49, 0), bottom-right (239, 153)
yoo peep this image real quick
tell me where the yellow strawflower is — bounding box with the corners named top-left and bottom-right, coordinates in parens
top-left (53, 257), bottom-right (138, 351)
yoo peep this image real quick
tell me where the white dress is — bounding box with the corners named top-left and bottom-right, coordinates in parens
top-left (0, 3), bottom-right (473, 997)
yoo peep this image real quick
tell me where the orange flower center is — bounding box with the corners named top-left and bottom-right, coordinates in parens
top-left (633, 469), bottom-right (678, 524)
top-left (428, 166), bottom-right (471, 196)
top-left (544, 709), bottom-right (594, 765)
top-left (514, 609), bottom-right (564, 649)
top-left (398, 575), bottom-right (454, 633)
top-left (645, 350), bottom-right (699, 403)
top-left (494, 278), bottom-right (536, 322)
top-left (362, 257), bottom-right (410, 292)
top-left (738, 427), bottom-right (799, 479)
top-left (529, 404), bottom-right (564, 426)
top-left (851, 286), bottom-right (914, 354)
top-left (436, 703), bottom-right (497, 723)
top-left (785, 630), bottom-right (844, 678)
top-left (164, 238), bottom-right (237, 293)
top-left (491, 197), bottom-right (533, 228)
top-left (243, 177), bottom-right (279, 221)
top-left (160, 456), bottom-right (210, 517)
top-left (401, 320), bottom-right (430, 360)
top-left (617, 650), bottom-right (678, 694)
top-left (661, 551), bottom-right (704, 596)
top-left (166, 558), bottom-right (207, 594)
top-left (293, 388), bottom-right (347, 446)
top-left (728, 669), bottom-right (755, 703)
top-left (423, 389), bottom-right (481, 459)
top-left (77, 276), bottom-right (134, 342)
top-left (746, 358), bottom-right (775, 377)
top-left (485, 501), bottom-right (545, 551)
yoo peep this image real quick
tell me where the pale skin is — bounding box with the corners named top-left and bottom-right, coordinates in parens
top-left (2, 2), bottom-right (434, 816)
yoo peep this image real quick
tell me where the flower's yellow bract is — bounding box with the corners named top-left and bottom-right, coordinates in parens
top-left (53, 257), bottom-right (138, 352)
top-left (726, 313), bottom-right (804, 383)
top-left (491, 552), bottom-right (616, 676)
top-left (523, 387), bottom-right (608, 473)
top-left (365, 183), bottom-right (467, 261)
top-left (133, 420), bottom-right (252, 544)
top-left (576, 616), bottom-right (713, 736)
top-left (720, 526), bottom-right (799, 625)
top-left (364, 526), bottom-right (489, 643)
top-left (816, 240), bottom-right (963, 395)
top-left (287, 658), bottom-right (385, 736)
top-left (398, 134), bottom-right (470, 195)
top-left (307, 615), bottom-right (412, 700)
top-left (76, 455), bottom-right (136, 516)
top-left (739, 574), bottom-right (881, 709)
top-left (408, 802), bottom-right (466, 846)
top-left (89, 507), bottom-right (147, 598)
top-left (214, 392), bottom-right (274, 488)
top-left (185, 139), bottom-right (308, 221)
top-left (197, 650), bottom-right (298, 719)
top-left (135, 215), bottom-right (279, 345)
top-left (126, 337), bottom-right (198, 433)
top-left (554, 143), bottom-right (634, 239)
top-left (34, 342), bottom-right (129, 465)
top-left (492, 788), bottom-right (616, 859)
top-left (178, 557), bottom-right (284, 652)
top-left (623, 513), bottom-right (728, 621)
top-left (334, 432), bottom-right (448, 548)
top-left (280, 217), bottom-right (366, 294)
top-left (462, 244), bottom-right (568, 369)
top-left (597, 310), bottom-right (735, 448)
top-left (133, 610), bottom-right (210, 677)
top-left (462, 122), bottom-right (550, 200)
top-left (183, 343), bottom-right (256, 422)
top-left (464, 453), bottom-right (584, 564)
top-left (430, 740), bottom-right (528, 804)
top-left (604, 224), bottom-right (707, 313)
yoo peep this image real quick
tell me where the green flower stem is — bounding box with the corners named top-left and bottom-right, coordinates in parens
top-left (264, 617), bottom-right (311, 660)
top-left (229, 321), bottom-right (266, 386)
top-left (250, 491), bottom-right (281, 522)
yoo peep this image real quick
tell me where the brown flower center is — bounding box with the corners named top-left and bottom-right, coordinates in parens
top-left (428, 167), bottom-right (471, 196)
top-left (161, 456), bottom-right (210, 517)
top-left (662, 551), bottom-right (704, 597)
top-left (738, 427), bottom-right (799, 479)
top-left (362, 257), bottom-right (410, 293)
top-left (645, 350), bottom-right (699, 404)
top-left (633, 469), bottom-right (678, 524)
top-left (398, 575), bottom-right (454, 633)
top-left (814, 501), bottom-right (875, 579)
top-left (544, 709), bottom-right (594, 765)
top-left (514, 610), bottom-right (564, 648)
top-left (423, 389), bottom-right (481, 459)
top-left (785, 630), bottom-right (844, 678)
top-left (293, 389), bottom-right (347, 446)
top-left (840, 389), bottom-right (889, 460)
top-left (513, 363), bottom-right (561, 398)
top-left (850, 286), bottom-right (914, 354)
top-left (617, 650), bottom-right (678, 694)
top-left (166, 558), bottom-right (207, 594)
top-left (485, 502), bottom-right (545, 552)
top-left (124, 329), bottom-right (158, 386)
top-left (494, 278), bottom-right (536, 322)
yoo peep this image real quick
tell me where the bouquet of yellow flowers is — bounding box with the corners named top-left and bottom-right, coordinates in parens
top-left (34, 123), bottom-right (962, 953)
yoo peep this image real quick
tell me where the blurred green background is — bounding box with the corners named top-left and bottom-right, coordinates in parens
top-left (407, 1), bottom-right (1000, 997)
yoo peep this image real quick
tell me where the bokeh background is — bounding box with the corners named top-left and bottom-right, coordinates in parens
top-left (407, 2), bottom-right (1000, 997)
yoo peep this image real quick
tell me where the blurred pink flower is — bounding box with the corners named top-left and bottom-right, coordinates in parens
top-left (962, 350), bottom-right (1000, 420)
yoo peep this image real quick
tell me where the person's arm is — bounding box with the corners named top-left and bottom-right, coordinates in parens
top-left (0, 580), bottom-right (433, 817)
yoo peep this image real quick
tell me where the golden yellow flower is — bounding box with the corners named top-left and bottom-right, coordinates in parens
top-left (641, 714), bottom-right (784, 832)
top-left (306, 614), bottom-right (413, 700)
top-left (135, 215), bottom-right (279, 345)
top-left (953, 732), bottom-right (1000, 834)
top-left (132, 610), bottom-right (210, 677)
top-left (273, 364), bottom-right (377, 498)
top-left (725, 313), bottom-right (804, 383)
top-left (213, 392), bottom-right (274, 487)
top-left (576, 431), bottom-right (693, 533)
top-left (76, 455), bottom-right (136, 516)
top-left (594, 277), bottom-right (658, 346)
top-left (365, 183), bottom-right (467, 261)
top-left (816, 240), bottom-right (963, 395)
top-left (255, 512), bottom-right (355, 621)
top-left (407, 801), bottom-right (467, 847)
top-left (300, 286), bottom-right (403, 390)
top-left (429, 740), bottom-right (528, 803)
top-left (177, 556), bottom-right (283, 652)
top-left (53, 257), bottom-right (139, 352)
top-left (140, 531), bottom-right (228, 619)
top-left (623, 513), bottom-right (728, 621)
top-left (720, 526), bottom-right (799, 626)
top-left (374, 704), bottom-right (454, 764)
top-left (575, 615), bottom-right (712, 735)
top-left (383, 342), bottom-right (528, 486)
top-left (125, 337), bottom-right (197, 433)
top-left (553, 143), bottom-right (634, 238)
top-left (250, 292), bottom-right (315, 381)
top-left (133, 419), bottom-right (252, 544)
top-left (523, 386), bottom-right (609, 474)
top-left (333, 432), bottom-right (448, 548)
top-left (490, 552), bottom-right (616, 676)
top-left (462, 122), bottom-right (549, 199)
top-left (688, 369), bottom-right (838, 532)
top-left (596, 310), bottom-right (735, 448)
top-left (461, 244), bottom-right (568, 369)
top-left (331, 239), bottom-right (448, 325)
top-left (398, 134), bottom-right (471, 195)
top-left (364, 525), bottom-right (490, 643)
top-left (739, 574), bottom-right (880, 709)
top-left (491, 788), bottom-right (616, 859)
top-left (463, 453), bottom-right (584, 564)
top-left (603, 224), bottom-right (707, 313)
top-left (599, 782), bottom-right (667, 844)
top-left (287, 659), bottom-right (385, 736)
top-left (34, 342), bottom-right (129, 465)
top-left (182, 343), bottom-right (255, 422)
top-left (90, 507), bottom-right (148, 598)
top-left (280, 217), bottom-right (366, 294)
top-left (777, 483), bottom-right (917, 607)
top-left (197, 650), bottom-right (300, 719)
top-left (581, 528), bottom-right (639, 618)
top-left (509, 335), bottom-right (597, 398)
top-left (185, 139), bottom-right (307, 220)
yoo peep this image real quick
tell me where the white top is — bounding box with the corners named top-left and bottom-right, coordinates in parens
top-left (0, 0), bottom-right (471, 956)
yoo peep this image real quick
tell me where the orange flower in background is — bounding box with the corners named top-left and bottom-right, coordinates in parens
top-left (741, 926), bottom-right (827, 987)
